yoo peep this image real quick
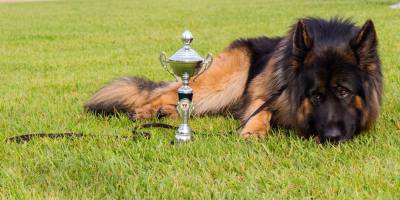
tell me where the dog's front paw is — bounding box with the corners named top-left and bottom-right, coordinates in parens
top-left (239, 129), bottom-right (267, 139)
top-left (239, 109), bottom-right (271, 140)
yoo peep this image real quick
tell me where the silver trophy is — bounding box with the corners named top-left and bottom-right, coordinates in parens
top-left (160, 30), bottom-right (213, 143)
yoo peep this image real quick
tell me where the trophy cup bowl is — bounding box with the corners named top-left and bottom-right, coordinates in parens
top-left (160, 30), bottom-right (213, 80)
top-left (160, 58), bottom-right (201, 78)
top-left (160, 30), bottom-right (213, 143)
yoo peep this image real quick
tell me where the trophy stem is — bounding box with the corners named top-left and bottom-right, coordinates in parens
top-left (175, 72), bottom-right (193, 143)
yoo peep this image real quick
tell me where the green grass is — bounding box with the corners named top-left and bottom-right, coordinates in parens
top-left (0, 0), bottom-right (399, 198)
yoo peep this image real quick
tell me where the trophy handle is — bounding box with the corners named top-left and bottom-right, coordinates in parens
top-left (160, 52), bottom-right (178, 81)
top-left (193, 52), bottom-right (213, 81)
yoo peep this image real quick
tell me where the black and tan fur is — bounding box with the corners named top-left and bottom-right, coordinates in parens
top-left (85, 17), bottom-right (382, 143)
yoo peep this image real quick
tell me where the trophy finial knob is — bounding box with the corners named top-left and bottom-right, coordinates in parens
top-left (182, 30), bottom-right (193, 47)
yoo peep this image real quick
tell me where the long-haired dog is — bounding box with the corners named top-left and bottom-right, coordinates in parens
top-left (85, 17), bottom-right (382, 143)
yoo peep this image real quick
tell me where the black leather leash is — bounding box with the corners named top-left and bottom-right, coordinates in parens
top-left (6, 87), bottom-right (286, 143)
top-left (6, 123), bottom-right (177, 144)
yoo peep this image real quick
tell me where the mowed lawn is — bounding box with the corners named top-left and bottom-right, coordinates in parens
top-left (0, 0), bottom-right (399, 198)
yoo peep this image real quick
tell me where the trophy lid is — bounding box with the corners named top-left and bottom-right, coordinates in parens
top-left (168, 30), bottom-right (204, 63)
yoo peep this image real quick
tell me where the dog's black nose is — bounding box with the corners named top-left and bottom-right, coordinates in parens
top-left (321, 127), bottom-right (342, 143)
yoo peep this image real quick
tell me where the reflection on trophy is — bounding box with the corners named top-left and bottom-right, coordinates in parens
top-left (160, 30), bottom-right (213, 143)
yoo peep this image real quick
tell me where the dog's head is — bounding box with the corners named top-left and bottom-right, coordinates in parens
top-left (288, 18), bottom-right (382, 143)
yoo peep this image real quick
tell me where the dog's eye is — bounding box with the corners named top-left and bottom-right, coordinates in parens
top-left (310, 93), bottom-right (322, 104)
top-left (336, 86), bottom-right (350, 98)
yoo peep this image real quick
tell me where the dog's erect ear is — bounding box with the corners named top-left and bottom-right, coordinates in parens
top-left (293, 20), bottom-right (313, 57)
top-left (350, 20), bottom-right (378, 70)
top-left (350, 20), bottom-right (377, 51)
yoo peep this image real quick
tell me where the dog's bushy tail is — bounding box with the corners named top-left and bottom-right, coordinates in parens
top-left (84, 76), bottom-right (170, 115)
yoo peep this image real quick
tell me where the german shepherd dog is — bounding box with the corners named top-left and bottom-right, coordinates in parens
top-left (85, 17), bottom-right (382, 143)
